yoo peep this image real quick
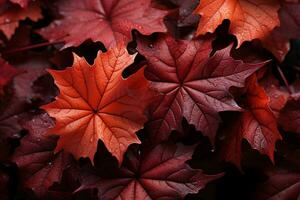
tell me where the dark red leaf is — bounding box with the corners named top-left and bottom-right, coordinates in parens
top-left (77, 143), bottom-right (222, 199)
top-left (137, 35), bottom-right (266, 144)
top-left (0, 56), bottom-right (48, 140)
top-left (12, 113), bottom-right (72, 197)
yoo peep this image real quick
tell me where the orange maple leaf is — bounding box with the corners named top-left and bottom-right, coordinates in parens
top-left (42, 45), bottom-right (153, 165)
top-left (194, 0), bottom-right (280, 47)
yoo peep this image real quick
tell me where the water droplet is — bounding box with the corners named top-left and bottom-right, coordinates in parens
top-left (48, 162), bottom-right (52, 165)
top-left (148, 44), bottom-right (154, 48)
top-left (211, 148), bottom-right (215, 152)
top-left (54, 21), bottom-right (62, 26)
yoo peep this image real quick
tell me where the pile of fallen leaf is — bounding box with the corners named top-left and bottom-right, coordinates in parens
top-left (0, 0), bottom-right (299, 199)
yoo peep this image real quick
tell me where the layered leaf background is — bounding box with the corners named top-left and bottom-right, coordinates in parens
top-left (0, 0), bottom-right (299, 199)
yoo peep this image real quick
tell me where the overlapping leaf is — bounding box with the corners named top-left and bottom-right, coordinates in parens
top-left (222, 75), bottom-right (282, 167)
top-left (194, 0), bottom-right (280, 47)
top-left (39, 0), bottom-right (168, 48)
top-left (0, 2), bottom-right (41, 39)
top-left (0, 57), bottom-right (48, 139)
top-left (137, 35), bottom-right (266, 143)
top-left (12, 113), bottom-right (72, 197)
top-left (77, 143), bottom-right (223, 200)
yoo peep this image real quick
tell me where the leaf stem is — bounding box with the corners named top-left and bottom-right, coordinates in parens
top-left (276, 65), bottom-right (292, 94)
top-left (3, 40), bottom-right (64, 54)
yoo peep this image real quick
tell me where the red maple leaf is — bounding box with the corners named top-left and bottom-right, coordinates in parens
top-left (76, 143), bottom-right (223, 199)
top-left (194, 0), bottom-right (280, 47)
top-left (222, 75), bottom-right (282, 167)
top-left (38, 0), bottom-right (168, 48)
top-left (137, 35), bottom-right (266, 144)
top-left (12, 113), bottom-right (72, 197)
top-left (42, 44), bottom-right (154, 165)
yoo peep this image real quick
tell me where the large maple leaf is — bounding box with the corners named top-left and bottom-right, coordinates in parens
top-left (42, 45), bottom-right (153, 164)
top-left (222, 75), bottom-right (282, 167)
top-left (194, 0), bottom-right (280, 47)
top-left (12, 113), bottom-right (72, 197)
top-left (38, 0), bottom-right (168, 49)
top-left (137, 35), bottom-right (266, 143)
top-left (77, 143), bottom-right (223, 199)
top-left (0, 2), bottom-right (41, 39)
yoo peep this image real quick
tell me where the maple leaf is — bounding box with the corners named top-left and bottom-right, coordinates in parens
top-left (137, 35), bottom-right (266, 144)
top-left (0, 57), bottom-right (22, 96)
top-left (279, 99), bottom-right (300, 134)
top-left (194, 0), bottom-right (280, 47)
top-left (77, 143), bottom-right (223, 200)
top-left (38, 0), bottom-right (168, 49)
top-left (0, 2), bottom-right (41, 39)
top-left (12, 113), bottom-right (72, 197)
top-left (0, 57), bottom-right (47, 140)
top-left (42, 45), bottom-right (153, 164)
top-left (262, 1), bottom-right (300, 61)
top-left (222, 75), bottom-right (282, 167)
